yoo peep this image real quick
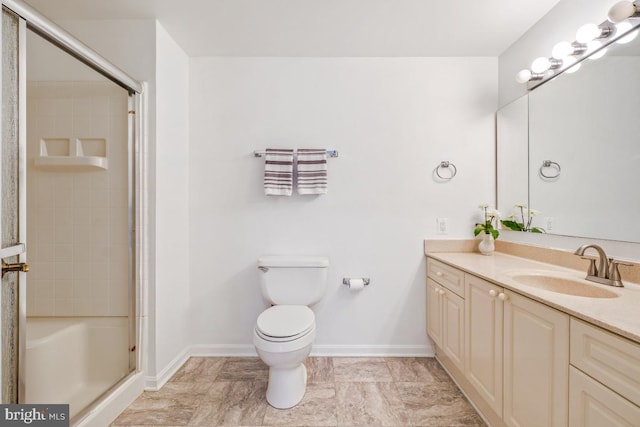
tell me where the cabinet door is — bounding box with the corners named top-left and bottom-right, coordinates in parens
top-left (503, 290), bottom-right (569, 427)
top-left (427, 278), bottom-right (443, 347)
top-left (570, 367), bottom-right (640, 427)
top-left (442, 290), bottom-right (464, 373)
top-left (465, 274), bottom-right (503, 415)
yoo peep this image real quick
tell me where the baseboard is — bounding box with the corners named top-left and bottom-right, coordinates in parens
top-left (311, 344), bottom-right (433, 357)
top-left (190, 344), bottom-right (258, 357)
top-left (144, 347), bottom-right (190, 391)
top-left (190, 343), bottom-right (432, 358)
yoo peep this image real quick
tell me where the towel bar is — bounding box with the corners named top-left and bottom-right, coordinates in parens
top-left (254, 149), bottom-right (339, 158)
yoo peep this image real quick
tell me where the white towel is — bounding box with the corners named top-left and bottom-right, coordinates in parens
top-left (264, 148), bottom-right (294, 196)
top-left (297, 149), bottom-right (328, 195)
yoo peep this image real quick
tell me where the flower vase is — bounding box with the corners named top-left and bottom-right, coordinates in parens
top-left (478, 233), bottom-right (495, 256)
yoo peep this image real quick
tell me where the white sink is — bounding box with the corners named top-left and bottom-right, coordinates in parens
top-left (505, 271), bottom-right (619, 299)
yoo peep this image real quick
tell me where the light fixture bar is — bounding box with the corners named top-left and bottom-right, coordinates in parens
top-left (515, 0), bottom-right (640, 89)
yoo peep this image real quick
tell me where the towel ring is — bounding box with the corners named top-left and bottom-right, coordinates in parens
top-left (435, 161), bottom-right (457, 180)
top-left (539, 160), bottom-right (561, 179)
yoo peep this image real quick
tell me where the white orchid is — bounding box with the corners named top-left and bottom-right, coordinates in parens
top-left (487, 208), bottom-right (501, 219)
top-left (500, 204), bottom-right (545, 233)
top-left (474, 204), bottom-right (499, 240)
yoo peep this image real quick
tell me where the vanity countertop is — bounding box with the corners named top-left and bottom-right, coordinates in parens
top-left (426, 251), bottom-right (640, 343)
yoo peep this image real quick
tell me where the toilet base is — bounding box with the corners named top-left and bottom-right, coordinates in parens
top-left (266, 363), bottom-right (307, 409)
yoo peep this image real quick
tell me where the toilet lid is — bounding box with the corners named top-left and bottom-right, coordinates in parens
top-left (256, 305), bottom-right (315, 339)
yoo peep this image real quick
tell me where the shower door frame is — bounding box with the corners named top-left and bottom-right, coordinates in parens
top-left (1, 0), bottom-right (147, 409)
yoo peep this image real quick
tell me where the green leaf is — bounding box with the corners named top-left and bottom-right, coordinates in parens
top-left (530, 227), bottom-right (545, 233)
top-left (490, 229), bottom-right (500, 240)
top-left (500, 220), bottom-right (524, 231)
top-left (473, 227), bottom-right (482, 237)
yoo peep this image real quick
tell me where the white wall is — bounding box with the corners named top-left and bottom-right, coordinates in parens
top-left (188, 57), bottom-right (497, 355)
top-left (153, 22), bottom-right (191, 376)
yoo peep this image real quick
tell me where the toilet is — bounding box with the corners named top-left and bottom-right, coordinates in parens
top-left (253, 255), bottom-right (329, 409)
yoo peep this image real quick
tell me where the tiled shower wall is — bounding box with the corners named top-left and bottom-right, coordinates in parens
top-left (26, 81), bottom-right (129, 316)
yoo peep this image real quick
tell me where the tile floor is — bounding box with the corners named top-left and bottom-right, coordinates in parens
top-left (112, 357), bottom-right (485, 426)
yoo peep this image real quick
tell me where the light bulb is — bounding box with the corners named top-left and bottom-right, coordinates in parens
top-left (608, 1), bottom-right (637, 23)
top-left (563, 57), bottom-right (581, 74)
top-left (515, 69), bottom-right (532, 84)
top-left (564, 60), bottom-right (582, 74)
top-left (619, 29), bottom-right (639, 43)
top-left (552, 41), bottom-right (573, 59)
top-left (586, 41), bottom-right (607, 59)
top-left (616, 21), bottom-right (632, 34)
top-left (616, 21), bottom-right (640, 43)
top-left (576, 23), bottom-right (602, 43)
top-left (531, 57), bottom-right (551, 73)
top-left (590, 46), bottom-right (608, 60)
top-left (586, 40), bottom-right (603, 54)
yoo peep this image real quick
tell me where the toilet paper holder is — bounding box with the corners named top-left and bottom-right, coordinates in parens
top-left (342, 278), bottom-right (370, 287)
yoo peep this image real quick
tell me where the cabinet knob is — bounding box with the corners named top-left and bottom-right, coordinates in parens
top-left (489, 289), bottom-right (497, 297)
top-left (436, 271), bottom-right (444, 277)
top-left (438, 289), bottom-right (446, 296)
top-left (498, 292), bottom-right (509, 301)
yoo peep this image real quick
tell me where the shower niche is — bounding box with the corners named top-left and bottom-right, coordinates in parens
top-left (36, 137), bottom-right (108, 170)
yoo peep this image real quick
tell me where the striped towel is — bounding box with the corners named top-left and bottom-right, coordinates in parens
top-left (297, 149), bottom-right (328, 195)
top-left (264, 148), bottom-right (294, 196)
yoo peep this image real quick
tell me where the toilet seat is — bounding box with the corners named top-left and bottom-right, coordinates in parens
top-left (256, 305), bottom-right (315, 342)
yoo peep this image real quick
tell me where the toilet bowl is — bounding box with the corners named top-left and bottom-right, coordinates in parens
top-left (253, 305), bottom-right (316, 409)
top-left (254, 255), bottom-right (328, 409)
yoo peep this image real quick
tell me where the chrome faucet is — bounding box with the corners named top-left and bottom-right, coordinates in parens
top-left (574, 244), bottom-right (630, 287)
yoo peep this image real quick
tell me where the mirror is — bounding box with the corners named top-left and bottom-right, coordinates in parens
top-left (498, 30), bottom-right (640, 243)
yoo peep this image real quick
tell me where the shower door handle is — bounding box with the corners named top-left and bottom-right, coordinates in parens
top-left (2, 260), bottom-right (29, 278)
top-left (1, 243), bottom-right (28, 278)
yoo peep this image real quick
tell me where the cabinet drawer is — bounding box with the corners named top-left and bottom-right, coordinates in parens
top-left (570, 318), bottom-right (640, 406)
top-left (427, 258), bottom-right (464, 297)
top-left (569, 366), bottom-right (640, 427)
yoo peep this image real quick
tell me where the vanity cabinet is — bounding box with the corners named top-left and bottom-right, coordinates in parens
top-left (568, 319), bottom-right (640, 427)
top-left (427, 259), bottom-right (465, 372)
top-left (429, 258), bottom-right (570, 427)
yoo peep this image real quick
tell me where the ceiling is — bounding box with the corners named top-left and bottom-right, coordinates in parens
top-left (23, 0), bottom-right (562, 57)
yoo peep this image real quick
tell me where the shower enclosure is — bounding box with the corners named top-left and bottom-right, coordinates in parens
top-left (1, 0), bottom-right (144, 423)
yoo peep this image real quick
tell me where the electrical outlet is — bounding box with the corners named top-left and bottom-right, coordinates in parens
top-left (436, 217), bottom-right (449, 234)
top-left (545, 217), bottom-right (554, 231)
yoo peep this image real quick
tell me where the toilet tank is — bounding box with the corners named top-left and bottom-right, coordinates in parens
top-left (258, 256), bottom-right (329, 306)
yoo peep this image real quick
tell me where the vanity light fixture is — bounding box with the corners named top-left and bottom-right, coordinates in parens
top-left (576, 23), bottom-right (613, 43)
top-left (515, 0), bottom-right (640, 87)
top-left (608, 1), bottom-right (640, 23)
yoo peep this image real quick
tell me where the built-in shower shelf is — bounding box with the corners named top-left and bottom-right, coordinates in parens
top-left (35, 138), bottom-right (108, 171)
